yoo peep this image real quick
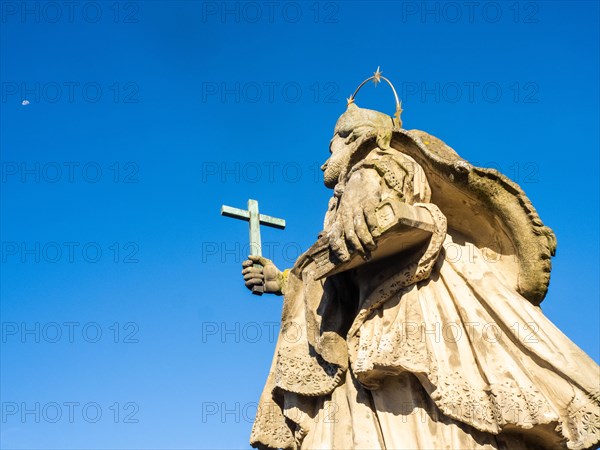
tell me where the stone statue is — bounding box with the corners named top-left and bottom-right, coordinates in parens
top-left (239, 69), bottom-right (600, 449)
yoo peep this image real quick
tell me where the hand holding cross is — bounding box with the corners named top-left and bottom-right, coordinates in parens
top-left (221, 199), bottom-right (286, 295)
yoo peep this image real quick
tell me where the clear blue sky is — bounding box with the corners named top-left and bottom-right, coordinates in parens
top-left (1, 1), bottom-right (598, 448)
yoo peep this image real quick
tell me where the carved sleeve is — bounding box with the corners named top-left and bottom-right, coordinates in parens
top-left (348, 151), bottom-right (430, 205)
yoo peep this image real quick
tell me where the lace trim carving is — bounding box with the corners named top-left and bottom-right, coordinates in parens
top-left (250, 400), bottom-right (295, 450)
top-left (275, 347), bottom-right (343, 397)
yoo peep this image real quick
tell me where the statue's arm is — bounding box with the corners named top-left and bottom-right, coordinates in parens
top-left (327, 151), bottom-right (434, 263)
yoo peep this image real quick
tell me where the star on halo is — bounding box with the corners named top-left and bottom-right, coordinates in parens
top-left (373, 66), bottom-right (382, 86)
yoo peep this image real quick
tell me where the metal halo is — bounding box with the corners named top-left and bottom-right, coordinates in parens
top-left (347, 70), bottom-right (403, 129)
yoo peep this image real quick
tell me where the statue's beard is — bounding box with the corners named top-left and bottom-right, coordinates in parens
top-left (323, 140), bottom-right (356, 188)
top-left (323, 161), bottom-right (342, 188)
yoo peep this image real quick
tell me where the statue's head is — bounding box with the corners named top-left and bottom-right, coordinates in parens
top-left (321, 103), bottom-right (396, 188)
top-left (321, 68), bottom-right (403, 188)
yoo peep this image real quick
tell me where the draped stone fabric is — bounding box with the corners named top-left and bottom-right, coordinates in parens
top-left (249, 141), bottom-right (600, 450)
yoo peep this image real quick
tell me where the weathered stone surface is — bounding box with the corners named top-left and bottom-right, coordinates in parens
top-left (239, 102), bottom-right (599, 450)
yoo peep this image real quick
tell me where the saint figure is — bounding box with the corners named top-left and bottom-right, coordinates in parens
top-left (240, 72), bottom-right (600, 450)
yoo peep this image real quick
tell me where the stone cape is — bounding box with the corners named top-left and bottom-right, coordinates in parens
top-left (249, 128), bottom-right (600, 450)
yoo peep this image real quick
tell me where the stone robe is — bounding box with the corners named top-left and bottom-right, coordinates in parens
top-left (250, 147), bottom-right (600, 450)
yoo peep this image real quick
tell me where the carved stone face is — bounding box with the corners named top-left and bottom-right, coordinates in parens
top-left (321, 131), bottom-right (354, 188)
top-left (321, 104), bottom-right (394, 189)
